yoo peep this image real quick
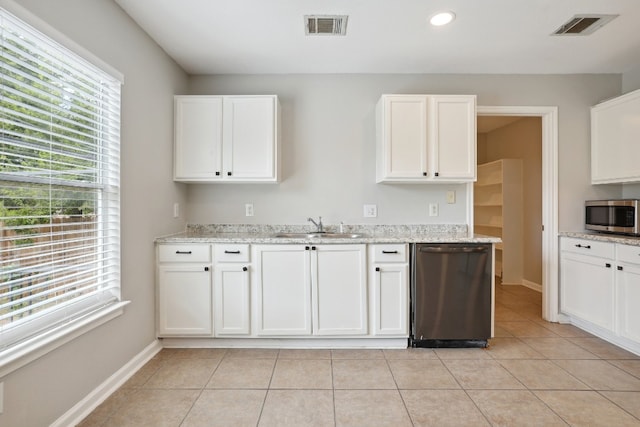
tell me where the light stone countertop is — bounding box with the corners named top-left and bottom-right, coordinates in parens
top-left (559, 231), bottom-right (640, 247)
top-left (156, 224), bottom-right (501, 245)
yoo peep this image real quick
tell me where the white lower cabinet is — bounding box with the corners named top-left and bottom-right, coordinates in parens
top-left (157, 244), bottom-right (213, 337)
top-left (560, 238), bottom-right (615, 332)
top-left (369, 244), bottom-right (409, 336)
top-left (254, 245), bottom-right (312, 335)
top-left (560, 237), bottom-right (640, 354)
top-left (214, 244), bottom-right (251, 336)
top-left (253, 244), bottom-right (367, 336)
top-left (156, 241), bottom-right (411, 343)
top-left (314, 245), bottom-right (368, 335)
top-left (616, 244), bottom-right (640, 344)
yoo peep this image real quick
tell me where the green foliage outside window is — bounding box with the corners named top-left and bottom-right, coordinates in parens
top-left (1, 29), bottom-right (100, 245)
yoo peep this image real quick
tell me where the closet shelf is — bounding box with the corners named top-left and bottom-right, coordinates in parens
top-left (474, 159), bottom-right (522, 285)
top-left (474, 181), bottom-right (503, 188)
top-left (474, 202), bottom-right (503, 207)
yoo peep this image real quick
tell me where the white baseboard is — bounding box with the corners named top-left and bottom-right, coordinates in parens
top-left (500, 279), bottom-right (542, 293)
top-left (565, 315), bottom-right (640, 356)
top-left (160, 337), bottom-right (408, 349)
top-left (522, 279), bottom-right (542, 293)
top-left (51, 339), bottom-right (162, 427)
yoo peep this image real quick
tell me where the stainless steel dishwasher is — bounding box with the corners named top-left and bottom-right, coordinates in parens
top-left (410, 243), bottom-right (492, 348)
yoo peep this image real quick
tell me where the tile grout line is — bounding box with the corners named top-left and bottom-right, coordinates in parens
top-left (331, 357), bottom-right (337, 427)
top-left (383, 352), bottom-right (415, 426)
top-left (528, 389), bottom-right (573, 426)
top-left (80, 285), bottom-right (640, 426)
top-left (253, 352), bottom-right (278, 426)
top-left (594, 390), bottom-right (640, 423)
top-left (603, 359), bottom-right (640, 380)
top-left (438, 349), bottom-right (498, 427)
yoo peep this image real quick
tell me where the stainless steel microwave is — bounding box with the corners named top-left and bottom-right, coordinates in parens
top-left (585, 200), bottom-right (640, 235)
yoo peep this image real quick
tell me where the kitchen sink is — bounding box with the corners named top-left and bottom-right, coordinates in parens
top-left (272, 232), bottom-right (367, 239)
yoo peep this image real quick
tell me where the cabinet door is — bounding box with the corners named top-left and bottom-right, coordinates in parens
top-left (377, 95), bottom-right (428, 181)
top-left (174, 96), bottom-right (223, 181)
top-left (223, 96), bottom-right (278, 181)
top-left (429, 95), bottom-right (476, 180)
top-left (254, 245), bottom-right (312, 335)
top-left (616, 262), bottom-right (640, 343)
top-left (214, 263), bottom-right (251, 336)
top-left (560, 252), bottom-right (615, 331)
top-left (591, 89), bottom-right (640, 184)
top-left (372, 264), bottom-right (408, 336)
top-left (313, 245), bottom-right (368, 335)
top-left (158, 264), bottom-right (212, 336)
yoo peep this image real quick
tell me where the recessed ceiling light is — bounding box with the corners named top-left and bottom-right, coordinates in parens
top-left (430, 11), bottom-right (455, 26)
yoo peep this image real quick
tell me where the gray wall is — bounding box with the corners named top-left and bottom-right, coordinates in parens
top-left (188, 74), bottom-right (621, 232)
top-left (622, 63), bottom-right (640, 93)
top-left (1, 1), bottom-right (189, 425)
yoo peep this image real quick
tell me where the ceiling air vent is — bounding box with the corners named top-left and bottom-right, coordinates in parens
top-left (305, 15), bottom-right (348, 36)
top-left (552, 14), bottom-right (618, 36)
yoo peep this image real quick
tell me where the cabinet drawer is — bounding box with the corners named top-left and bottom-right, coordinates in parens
top-left (617, 243), bottom-right (640, 265)
top-left (560, 237), bottom-right (614, 259)
top-left (215, 244), bottom-right (250, 263)
top-left (370, 244), bottom-right (408, 263)
top-left (158, 244), bottom-right (211, 263)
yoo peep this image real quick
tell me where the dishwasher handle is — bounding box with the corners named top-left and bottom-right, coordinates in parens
top-left (417, 246), bottom-right (489, 254)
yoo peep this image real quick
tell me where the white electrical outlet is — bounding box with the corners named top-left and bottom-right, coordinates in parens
top-left (363, 204), bottom-right (377, 218)
top-left (245, 204), bottom-right (254, 217)
top-left (173, 202), bottom-right (179, 218)
top-left (446, 190), bottom-right (456, 204)
top-left (429, 203), bottom-right (439, 217)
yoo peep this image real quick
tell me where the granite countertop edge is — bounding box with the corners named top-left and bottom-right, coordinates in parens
top-left (559, 231), bottom-right (640, 246)
top-left (155, 232), bottom-right (501, 244)
top-left (156, 224), bottom-right (501, 244)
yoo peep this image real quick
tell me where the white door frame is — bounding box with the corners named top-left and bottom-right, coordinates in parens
top-left (472, 106), bottom-right (559, 322)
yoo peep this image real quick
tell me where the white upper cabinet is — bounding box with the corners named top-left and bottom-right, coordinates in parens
top-left (174, 96), bottom-right (223, 180)
top-left (174, 95), bottom-right (280, 183)
top-left (223, 96), bottom-right (279, 181)
top-left (377, 95), bottom-right (429, 180)
top-left (430, 95), bottom-right (477, 181)
top-left (591, 88), bottom-right (640, 184)
top-left (376, 94), bottom-right (476, 183)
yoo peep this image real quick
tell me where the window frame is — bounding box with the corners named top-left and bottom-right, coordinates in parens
top-left (0, 4), bottom-right (126, 378)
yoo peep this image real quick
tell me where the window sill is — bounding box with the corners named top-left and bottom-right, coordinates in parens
top-left (0, 301), bottom-right (130, 378)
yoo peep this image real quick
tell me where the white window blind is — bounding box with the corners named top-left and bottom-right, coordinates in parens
top-left (0, 9), bottom-right (121, 351)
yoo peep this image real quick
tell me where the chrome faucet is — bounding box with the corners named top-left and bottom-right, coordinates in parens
top-left (307, 216), bottom-right (324, 233)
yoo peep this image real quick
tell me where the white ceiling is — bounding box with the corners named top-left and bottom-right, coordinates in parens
top-left (115, 0), bottom-right (640, 75)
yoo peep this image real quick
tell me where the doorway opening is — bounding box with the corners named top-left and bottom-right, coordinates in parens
top-left (470, 106), bottom-right (558, 322)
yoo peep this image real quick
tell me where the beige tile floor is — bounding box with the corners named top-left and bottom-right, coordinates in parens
top-left (79, 285), bottom-right (640, 426)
